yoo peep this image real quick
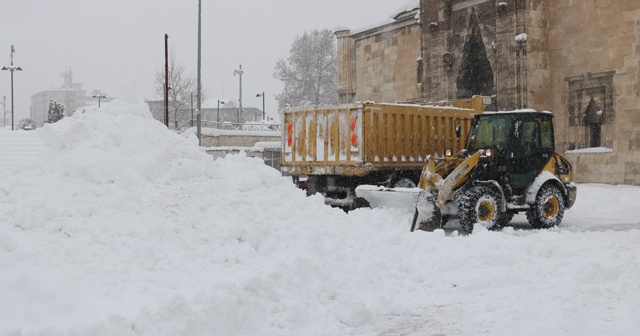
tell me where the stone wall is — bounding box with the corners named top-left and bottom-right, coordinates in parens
top-left (419, 0), bottom-right (640, 185)
top-left (352, 23), bottom-right (422, 103)
top-left (335, 6), bottom-right (421, 104)
top-left (544, 0), bottom-right (640, 185)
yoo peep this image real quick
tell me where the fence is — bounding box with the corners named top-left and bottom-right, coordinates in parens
top-left (206, 146), bottom-right (282, 171)
top-left (178, 119), bottom-right (281, 132)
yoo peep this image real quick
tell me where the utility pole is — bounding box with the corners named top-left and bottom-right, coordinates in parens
top-left (233, 65), bottom-right (244, 124)
top-left (197, 0), bottom-right (202, 142)
top-left (164, 34), bottom-right (169, 127)
top-left (2, 45), bottom-right (23, 130)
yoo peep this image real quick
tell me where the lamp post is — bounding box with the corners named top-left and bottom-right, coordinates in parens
top-left (164, 34), bottom-right (169, 127)
top-left (256, 92), bottom-right (265, 121)
top-left (196, 0), bottom-right (202, 126)
top-left (233, 65), bottom-right (244, 123)
top-left (92, 94), bottom-right (106, 108)
top-left (2, 45), bottom-right (23, 130)
top-left (217, 99), bottom-right (225, 124)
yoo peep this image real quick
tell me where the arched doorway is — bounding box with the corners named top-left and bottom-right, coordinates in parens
top-left (456, 10), bottom-right (494, 99)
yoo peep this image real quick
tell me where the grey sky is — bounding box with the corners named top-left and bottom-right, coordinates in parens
top-left (0, 0), bottom-right (404, 123)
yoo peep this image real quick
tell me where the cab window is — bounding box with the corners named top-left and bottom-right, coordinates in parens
top-left (468, 116), bottom-right (512, 152)
top-left (540, 120), bottom-right (554, 151)
top-left (514, 120), bottom-right (539, 157)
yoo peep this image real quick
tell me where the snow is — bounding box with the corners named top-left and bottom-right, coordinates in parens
top-left (389, 0), bottom-right (420, 19)
top-left (515, 33), bottom-right (528, 42)
top-left (567, 147), bottom-right (614, 154)
top-left (1, 101), bottom-right (639, 335)
top-left (344, 0), bottom-right (419, 35)
top-left (483, 108), bottom-right (546, 114)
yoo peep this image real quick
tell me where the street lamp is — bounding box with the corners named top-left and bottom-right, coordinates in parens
top-left (2, 45), bottom-right (23, 130)
top-left (217, 99), bottom-right (225, 124)
top-left (256, 92), bottom-right (265, 121)
top-left (233, 65), bottom-right (244, 123)
top-left (92, 94), bottom-right (106, 108)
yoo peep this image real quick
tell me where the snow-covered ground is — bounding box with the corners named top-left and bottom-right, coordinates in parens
top-left (0, 101), bottom-right (638, 336)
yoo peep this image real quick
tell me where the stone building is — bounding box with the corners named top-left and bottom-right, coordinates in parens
top-left (335, 1), bottom-right (421, 104)
top-left (30, 68), bottom-right (113, 126)
top-left (337, 0), bottom-right (640, 185)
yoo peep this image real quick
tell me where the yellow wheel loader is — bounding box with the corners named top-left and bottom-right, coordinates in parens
top-left (376, 110), bottom-right (576, 233)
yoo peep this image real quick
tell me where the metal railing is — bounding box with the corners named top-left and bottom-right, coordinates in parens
top-left (176, 119), bottom-right (193, 132)
top-left (178, 119), bottom-right (280, 132)
top-left (206, 147), bottom-right (281, 170)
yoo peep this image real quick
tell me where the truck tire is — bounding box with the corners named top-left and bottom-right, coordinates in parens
top-left (526, 184), bottom-right (565, 229)
top-left (458, 186), bottom-right (504, 233)
top-left (350, 197), bottom-right (370, 210)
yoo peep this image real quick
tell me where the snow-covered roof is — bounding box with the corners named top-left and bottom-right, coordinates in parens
top-left (482, 109), bottom-right (553, 115)
top-left (390, 0), bottom-right (420, 20)
top-left (339, 0), bottom-right (419, 36)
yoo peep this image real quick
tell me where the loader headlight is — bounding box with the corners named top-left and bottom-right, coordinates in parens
top-left (444, 149), bottom-right (452, 157)
top-left (484, 148), bottom-right (493, 157)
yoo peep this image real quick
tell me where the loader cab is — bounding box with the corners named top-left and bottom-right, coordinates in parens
top-left (467, 111), bottom-right (555, 194)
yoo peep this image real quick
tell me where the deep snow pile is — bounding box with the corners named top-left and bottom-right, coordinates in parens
top-left (0, 102), bottom-right (639, 336)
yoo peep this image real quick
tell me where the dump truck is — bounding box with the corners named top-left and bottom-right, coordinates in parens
top-left (357, 109), bottom-right (577, 233)
top-left (280, 96), bottom-right (491, 210)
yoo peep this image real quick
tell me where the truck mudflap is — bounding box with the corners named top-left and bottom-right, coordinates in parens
top-left (410, 190), bottom-right (442, 232)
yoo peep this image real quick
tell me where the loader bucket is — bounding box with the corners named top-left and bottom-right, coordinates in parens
top-left (410, 190), bottom-right (442, 232)
top-left (355, 185), bottom-right (422, 212)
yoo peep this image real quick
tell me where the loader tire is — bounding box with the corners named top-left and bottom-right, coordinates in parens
top-left (458, 186), bottom-right (504, 233)
top-left (527, 184), bottom-right (564, 229)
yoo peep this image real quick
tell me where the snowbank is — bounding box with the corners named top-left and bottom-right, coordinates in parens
top-left (0, 101), bottom-right (638, 335)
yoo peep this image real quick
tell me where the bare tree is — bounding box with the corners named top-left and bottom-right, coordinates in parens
top-left (154, 48), bottom-right (206, 129)
top-left (273, 29), bottom-right (338, 109)
top-left (62, 91), bottom-right (78, 117)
